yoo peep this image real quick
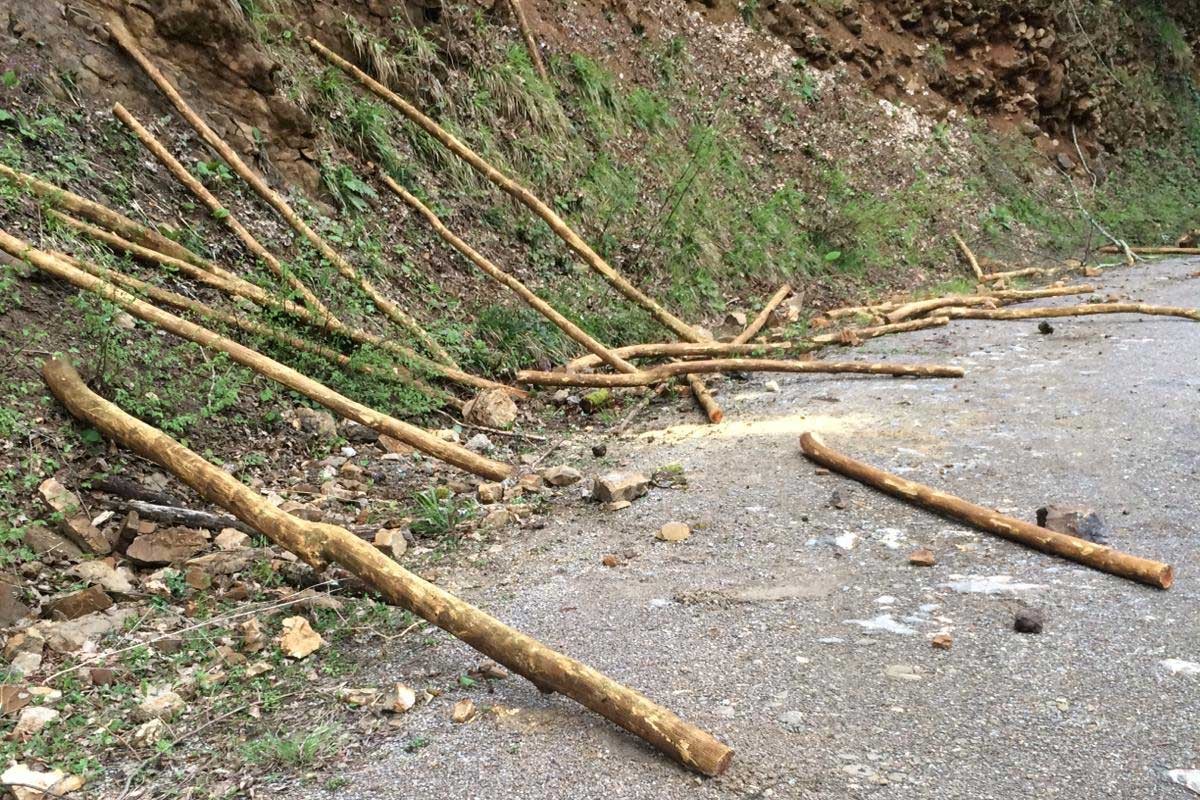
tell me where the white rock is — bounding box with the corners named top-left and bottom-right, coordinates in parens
top-left (214, 529), bottom-right (250, 550)
top-left (1160, 658), bottom-right (1200, 676)
top-left (848, 614), bottom-right (917, 635)
top-left (1, 764), bottom-right (65, 800)
top-left (834, 532), bottom-right (859, 551)
top-left (133, 718), bottom-right (168, 747)
top-left (764, 380), bottom-right (781, 393)
top-left (465, 433), bottom-right (493, 452)
top-left (12, 706), bottom-right (59, 739)
top-left (941, 575), bottom-right (1044, 595)
top-left (68, 561), bottom-right (134, 594)
top-left (1167, 769), bottom-right (1200, 794)
top-left (10, 651), bottom-right (42, 677)
top-left (136, 690), bottom-right (185, 721)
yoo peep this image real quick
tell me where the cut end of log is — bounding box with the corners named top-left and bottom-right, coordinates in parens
top-left (1156, 565), bottom-right (1175, 590)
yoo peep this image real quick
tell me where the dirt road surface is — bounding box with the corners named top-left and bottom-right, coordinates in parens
top-left (313, 258), bottom-right (1200, 799)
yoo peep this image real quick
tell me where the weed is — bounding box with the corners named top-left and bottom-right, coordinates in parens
top-left (241, 725), bottom-right (341, 767)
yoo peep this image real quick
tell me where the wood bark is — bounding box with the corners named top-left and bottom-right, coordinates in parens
top-left (124, 500), bottom-right (256, 535)
top-left (506, 0), bottom-right (549, 81)
top-left (952, 232), bottom-right (984, 280)
top-left (50, 211), bottom-right (513, 395)
top-left (519, 358), bottom-right (964, 387)
top-left (306, 37), bottom-right (704, 344)
top-left (0, 163), bottom-right (208, 268)
top-left (108, 20), bottom-right (458, 369)
top-left (1098, 245), bottom-right (1200, 256)
top-left (112, 102), bottom-right (332, 321)
top-left (42, 358), bottom-right (733, 776)
top-left (55, 249), bottom-right (458, 407)
top-left (732, 283), bottom-right (791, 344)
top-left (0, 232), bottom-right (512, 479)
top-left (942, 303), bottom-right (1200, 322)
top-left (380, 174), bottom-right (637, 374)
top-left (798, 432), bottom-right (1173, 589)
top-left (91, 476), bottom-right (181, 507)
top-left (883, 285), bottom-right (1096, 323)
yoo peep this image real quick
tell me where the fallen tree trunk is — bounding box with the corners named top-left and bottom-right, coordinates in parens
top-left (566, 341), bottom-right (793, 371)
top-left (732, 283), bottom-right (791, 344)
top-left (125, 500), bottom-right (256, 535)
top-left (824, 301), bottom-right (897, 320)
top-left (981, 267), bottom-right (1046, 282)
top-left (50, 211), bottom-right (513, 396)
top-left (883, 285), bottom-right (1096, 323)
top-left (0, 163), bottom-right (208, 269)
top-left (506, 0), bottom-right (549, 81)
top-left (952, 232), bottom-right (984, 281)
top-left (809, 316), bottom-right (949, 345)
top-left (306, 37), bottom-right (704, 344)
top-left (942, 303), bottom-right (1200, 322)
top-left (1098, 245), bottom-right (1200, 256)
top-left (798, 432), bottom-right (1173, 589)
top-left (0, 232), bottom-right (512, 479)
top-left (519, 358), bottom-right (964, 387)
top-left (112, 102), bottom-right (332, 321)
top-left (91, 476), bottom-right (181, 507)
top-left (380, 174), bottom-right (637, 374)
top-left (685, 374), bottom-right (723, 423)
top-left (42, 357), bottom-right (733, 776)
top-left (109, 20), bottom-right (457, 369)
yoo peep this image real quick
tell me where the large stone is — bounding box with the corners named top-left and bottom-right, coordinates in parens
top-left (42, 608), bottom-right (135, 653)
top-left (186, 548), bottom-right (270, 576)
top-left (67, 560), bottom-right (135, 595)
top-left (44, 586), bottom-right (113, 621)
top-left (656, 522), bottom-right (692, 543)
top-left (1036, 505), bottom-right (1105, 543)
top-left (37, 478), bottom-right (111, 554)
top-left (591, 472), bottom-right (651, 504)
top-left (11, 706), bottom-right (59, 740)
top-left (295, 406), bottom-right (337, 438)
top-left (135, 689), bottom-right (185, 721)
top-left (214, 528), bottom-right (250, 550)
top-left (126, 529), bottom-right (209, 566)
top-left (477, 482), bottom-right (504, 504)
top-left (463, 389), bottom-right (518, 429)
top-left (21, 524), bottom-right (83, 562)
top-left (0, 571), bottom-right (30, 625)
top-left (541, 465), bottom-right (583, 487)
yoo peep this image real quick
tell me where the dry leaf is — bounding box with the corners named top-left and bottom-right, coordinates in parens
top-left (279, 616), bottom-right (324, 659)
top-left (240, 617), bottom-right (265, 653)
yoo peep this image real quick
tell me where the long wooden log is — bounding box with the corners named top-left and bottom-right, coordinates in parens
top-left (798, 432), bottom-right (1173, 589)
top-left (42, 358), bottom-right (733, 776)
top-left (982, 267), bottom-right (1046, 281)
top-left (883, 285), bottom-right (1097, 324)
top-left (685, 374), bottom-right (723, 423)
top-left (50, 210), bottom-right (515, 396)
top-left (306, 37), bottom-right (704, 344)
top-left (507, 0), bottom-right (549, 81)
top-left (519, 358), bottom-right (963, 387)
top-left (0, 232), bottom-right (511, 479)
top-left (54, 249), bottom-right (458, 407)
top-left (1098, 245), bottom-right (1200, 256)
top-left (824, 301), bottom-right (898, 320)
top-left (0, 163), bottom-right (207, 269)
top-left (380, 174), bottom-right (637, 374)
top-left (124, 500), bottom-right (256, 535)
top-left (942, 303), bottom-right (1200, 322)
top-left (112, 102), bottom-right (332, 321)
top-left (732, 283), bottom-right (791, 345)
top-left (108, 20), bottom-right (458, 369)
top-left (952, 232), bottom-right (984, 281)
top-left (809, 316), bottom-right (949, 345)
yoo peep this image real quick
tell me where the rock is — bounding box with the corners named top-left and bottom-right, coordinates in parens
top-left (88, 667), bottom-right (121, 686)
top-left (450, 698), bottom-right (476, 723)
top-left (0, 571), bottom-right (30, 625)
top-left (601, 554), bottom-right (623, 567)
top-left (372, 529), bottom-right (407, 559)
top-left (43, 609), bottom-right (129, 653)
top-left (884, 664), bottom-right (923, 681)
top-left (764, 380), bottom-right (781, 393)
top-left (21, 524), bottom-right (83, 562)
top-left (136, 690), bottom-right (184, 721)
top-left (132, 717), bottom-right (168, 747)
top-left (37, 478), bottom-right (111, 554)
top-left (1166, 769), bottom-right (1200, 794)
top-left (378, 434), bottom-right (415, 455)
top-left (463, 389), bottom-right (518, 429)
top-left (295, 406), bottom-right (337, 437)
top-left (908, 548), bottom-right (936, 567)
top-left (338, 419), bottom-right (379, 444)
top-left (1037, 320), bottom-right (1054, 335)
top-left (44, 585), bottom-right (113, 621)
top-left (517, 473), bottom-right (544, 493)
top-left (1014, 608), bottom-right (1045, 634)
top-left (187, 548), bottom-right (271, 576)
top-left (214, 528), bottom-right (250, 550)
top-left (480, 509), bottom-right (516, 529)
top-left (581, 389), bottom-right (612, 412)
top-left (604, 500), bottom-right (632, 512)
top-left (10, 651), bottom-right (42, 677)
top-left (4, 629), bottom-right (44, 661)
top-left (1036, 505), bottom-right (1104, 543)
top-left (1, 764), bottom-right (66, 800)
top-left (465, 433), bottom-right (494, 452)
top-left (389, 683), bottom-right (416, 713)
top-left (67, 560), bottom-right (134, 594)
top-left (12, 706), bottom-right (59, 740)
top-left (591, 443), bottom-right (607, 457)
top-left (592, 472), bottom-right (651, 503)
top-left (931, 633), bottom-right (953, 650)
top-left (777, 709), bottom-right (804, 730)
top-left (1055, 152), bottom-right (1076, 172)
top-left (829, 489), bottom-right (848, 510)
top-left (723, 310), bottom-right (748, 329)
top-left (656, 522), bottom-right (692, 543)
top-left (279, 616), bottom-right (324, 659)
top-left (433, 428), bottom-right (461, 444)
top-left (477, 482), bottom-right (504, 504)
top-left (540, 465), bottom-right (582, 487)
top-left (126, 528), bottom-right (209, 566)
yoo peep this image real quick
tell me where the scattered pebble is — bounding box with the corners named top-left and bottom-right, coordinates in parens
top-left (656, 522), bottom-right (691, 542)
top-left (1013, 608), bottom-right (1045, 634)
top-left (908, 548), bottom-right (936, 567)
top-left (931, 633), bottom-right (953, 650)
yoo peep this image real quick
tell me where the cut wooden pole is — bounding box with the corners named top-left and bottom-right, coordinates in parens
top-left (519, 358), bottom-right (964, 387)
top-left (306, 37), bottom-right (704, 344)
top-left (732, 283), bottom-right (791, 345)
top-left (50, 210), bottom-right (515, 395)
top-left (982, 267), bottom-right (1046, 282)
top-left (0, 163), bottom-right (208, 269)
top-left (42, 357), bottom-right (733, 776)
top-left (824, 301), bottom-right (897, 320)
top-left (942, 303), bottom-right (1200, 323)
top-left (798, 432), bottom-right (1173, 589)
top-left (809, 316), bottom-right (949, 344)
top-left (1098, 245), bottom-right (1200, 256)
top-left (380, 174), bottom-right (637, 374)
top-left (506, 0), bottom-right (549, 81)
top-left (685, 374), bottom-right (723, 423)
top-left (0, 231), bottom-right (511, 479)
top-left (54, 249), bottom-right (457, 407)
top-left (883, 285), bottom-right (1097, 323)
top-left (952, 232), bottom-right (985, 280)
top-left (108, 20), bottom-right (458, 369)
top-left (112, 102), bottom-right (332, 321)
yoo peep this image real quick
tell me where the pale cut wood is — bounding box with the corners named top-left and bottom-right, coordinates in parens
top-left (809, 316), bottom-right (950, 344)
top-left (112, 102), bottom-right (332, 321)
top-left (307, 37), bottom-right (704, 344)
top-left (507, 0), bottom-right (549, 81)
top-left (108, 20), bottom-right (457, 368)
top-left (0, 232), bottom-right (511, 479)
top-left (50, 211), bottom-right (515, 396)
top-left (0, 163), bottom-right (208, 268)
top-left (952, 232), bottom-right (985, 280)
top-left (1098, 245), bottom-right (1200, 256)
top-left (685, 374), bottom-right (723, 423)
top-left (798, 432), bottom-right (1173, 589)
top-left (883, 285), bottom-right (1097, 323)
top-left (732, 283), bottom-right (791, 344)
top-left (942, 303), bottom-right (1200, 322)
top-left (519, 358), bottom-right (964, 387)
top-left (380, 174), bottom-right (638, 374)
top-left (42, 357), bottom-right (734, 776)
top-left (824, 301), bottom-right (899, 319)
top-left (982, 267), bottom-right (1047, 281)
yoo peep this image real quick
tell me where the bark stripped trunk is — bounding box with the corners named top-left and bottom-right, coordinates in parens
top-left (942, 303), bottom-right (1200, 322)
top-left (519, 358), bottom-right (964, 387)
top-left (952, 232), bottom-right (984, 281)
top-left (507, 0), bottom-right (549, 81)
top-left (732, 283), bottom-right (791, 344)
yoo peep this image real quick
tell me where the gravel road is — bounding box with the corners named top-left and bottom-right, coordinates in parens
top-left (313, 258), bottom-right (1200, 800)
